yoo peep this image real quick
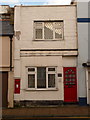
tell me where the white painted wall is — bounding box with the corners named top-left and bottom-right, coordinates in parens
top-left (14, 56), bottom-right (77, 100)
top-left (14, 5), bottom-right (77, 101)
top-left (14, 5), bottom-right (77, 50)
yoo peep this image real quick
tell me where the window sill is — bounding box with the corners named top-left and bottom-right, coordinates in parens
top-left (33, 39), bottom-right (64, 41)
top-left (24, 88), bottom-right (58, 91)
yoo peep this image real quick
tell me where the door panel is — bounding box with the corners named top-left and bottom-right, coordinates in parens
top-left (0, 72), bottom-right (8, 108)
top-left (64, 67), bottom-right (77, 102)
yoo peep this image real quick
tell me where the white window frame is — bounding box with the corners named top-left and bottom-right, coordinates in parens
top-left (26, 67), bottom-right (37, 90)
top-left (46, 67), bottom-right (57, 90)
top-left (34, 21), bottom-right (64, 41)
top-left (26, 67), bottom-right (57, 90)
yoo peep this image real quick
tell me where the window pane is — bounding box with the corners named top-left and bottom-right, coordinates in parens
top-left (55, 22), bottom-right (63, 39)
top-left (55, 22), bottom-right (63, 28)
top-left (48, 68), bottom-right (55, 71)
top-left (55, 28), bottom-right (62, 39)
top-left (35, 29), bottom-right (42, 39)
top-left (28, 74), bottom-right (35, 88)
top-left (37, 67), bottom-right (46, 88)
top-left (44, 22), bottom-right (53, 39)
top-left (35, 22), bottom-right (43, 28)
top-left (28, 68), bottom-right (35, 72)
top-left (48, 74), bottom-right (55, 88)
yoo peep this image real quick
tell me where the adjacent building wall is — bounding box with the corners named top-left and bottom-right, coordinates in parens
top-left (0, 37), bottom-right (10, 68)
top-left (77, 2), bottom-right (88, 105)
top-left (0, 5), bottom-right (10, 14)
top-left (0, 5), bottom-right (14, 108)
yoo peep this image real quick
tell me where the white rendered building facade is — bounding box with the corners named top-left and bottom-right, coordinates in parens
top-left (14, 5), bottom-right (78, 106)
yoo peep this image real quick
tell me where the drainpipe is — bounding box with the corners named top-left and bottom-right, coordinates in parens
top-left (9, 35), bottom-right (13, 71)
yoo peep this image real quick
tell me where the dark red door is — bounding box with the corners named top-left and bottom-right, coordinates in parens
top-left (64, 67), bottom-right (77, 102)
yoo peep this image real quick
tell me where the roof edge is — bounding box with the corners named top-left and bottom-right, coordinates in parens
top-left (14, 4), bottom-right (76, 8)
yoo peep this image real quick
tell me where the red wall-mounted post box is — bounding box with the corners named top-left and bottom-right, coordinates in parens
top-left (14, 79), bottom-right (20, 94)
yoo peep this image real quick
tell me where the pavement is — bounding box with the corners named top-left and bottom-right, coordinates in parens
top-left (1, 105), bottom-right (90, 120)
